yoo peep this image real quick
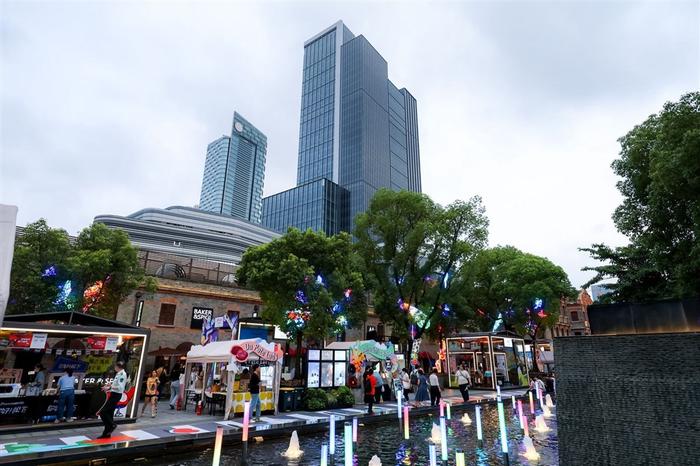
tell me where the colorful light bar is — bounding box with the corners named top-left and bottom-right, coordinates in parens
top-left (518, 400), bottom-right (524, 429)
top-left (429, 444), bottom-right (437, 466)
top-left (352, 417), bottom-right (358, 443)
top-left (212, 425), bottom-right (223, 466)
top-left (344, 422), bottom-right (353, 466)
top-left (446, 402), bottom-right (451, 420)
top-left (329, 414), bottom-right (336, 455)
top-left (456, 449), bottom-right (465, 466)
top-left (403, 406), bottom-right (409, 439)
top-left (440, 416), bottom-right (448, 461)
top-left (529, 391), bottom-right (535, 415)
top-left (242, 401), bottom-right (251, 442)
top-left (497, 398), bottom-right (509, 454)
top-left (475, 405), bottom-right (483, 442)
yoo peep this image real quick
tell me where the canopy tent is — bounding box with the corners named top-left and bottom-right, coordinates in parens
top-left (184, 338), bottom-right (283, 419)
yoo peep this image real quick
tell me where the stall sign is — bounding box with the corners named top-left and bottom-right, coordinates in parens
top-left (30, 333), bottom-right (47, 349)
top-left (8, 333), bottom-right (33, 348)
top-left (0, 400), bottom-right (28, 417)
top-left (51, 356), bottom-right (89, 373)
top-left (230, 340), bottom-right (281, 362)
top-left (105, 337), bottom-right (119, 352)
top-left (190, 307), bottom-right (214, 329)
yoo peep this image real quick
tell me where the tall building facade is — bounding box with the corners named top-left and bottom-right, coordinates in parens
top-left (200, 112), bottom-right (267, 224)
top-left (262, 21), bottom-right (421, 235)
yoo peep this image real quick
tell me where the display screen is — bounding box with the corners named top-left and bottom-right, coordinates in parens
top-left (307, 362), bottom-right (320, 388)
top-left (321, 362), bottom-right (333, 387)
top-left (333, 362), bottom-right (346, 386)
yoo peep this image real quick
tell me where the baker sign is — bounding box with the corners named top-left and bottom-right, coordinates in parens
top-left (230, 341), bottom-right (281, 362)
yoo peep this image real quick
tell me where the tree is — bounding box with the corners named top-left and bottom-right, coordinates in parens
top-left (236, 228), bottom-right (367, 362)
top-left (459, 246), bottom-right (575, 342)
top-left (354, 189), bottom-right (489, 347)
top-left (582, 92), bottom-right (700, 302)
top-left (8, 220), bottom-right (150, 317)
top-left (8, 219), bottom-right (72, 314)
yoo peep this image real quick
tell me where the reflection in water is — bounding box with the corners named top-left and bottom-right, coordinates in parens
top-left (141, 403), bottom-right (559, 466)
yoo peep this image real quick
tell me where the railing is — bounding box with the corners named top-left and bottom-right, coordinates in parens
top-left (138, 250), bottom-right (239, 287)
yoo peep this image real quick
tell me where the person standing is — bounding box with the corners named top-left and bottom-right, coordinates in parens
top-left (248, 365), bottom-right (262, 422)
top-left (156, 365), bottom-right (168, 400)
top-left (54, 368), bottom-right (75, 423)
top-left (428, 368), bottom-right (441, 407)
top-left (455, 364), bottom-right (472, 403)
top-left (363, 368), bottom-right (376, 414)
top-left (414, 369), bottom-right (429, 407)
top-left (401, 368), bottom-right (411, 402)
top-left (373, 368), bottom-right (383, 403)
top-left (28, 364), bottom-right (47, 424)
top-left (141, 370), bottom-right (159, 418)
top-left (98, 361), bottom-right (127, 439)
top-left (169, 364), bottom-right (181, 409)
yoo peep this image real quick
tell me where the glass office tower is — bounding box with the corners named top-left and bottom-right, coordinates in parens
top-left (262, 21), bottom-right (421, 235)
top-left (200, 112), bottom-right (267, 223)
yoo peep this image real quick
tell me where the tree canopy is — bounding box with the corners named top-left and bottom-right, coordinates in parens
top-left (354, 189), bottom-right (489, 341)
top-left (236, 228), bottom-right (367, 342)
top-left (459, 246), bottom-right (575, 340)
top-left (582, 92), bottom-right (700, 302)
top-left (9, 220), bottom-right (149, 317)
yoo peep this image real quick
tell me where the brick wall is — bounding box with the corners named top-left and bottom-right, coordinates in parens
top-left (555, 333), bottom-right (700, 465)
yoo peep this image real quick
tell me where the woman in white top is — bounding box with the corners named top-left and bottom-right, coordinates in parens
top-left (428, 368), bottom-right (441, 407)
top-left (455, 364), bottom-right (472, 402)
top-left (400, 368), bottom-right (411, 401)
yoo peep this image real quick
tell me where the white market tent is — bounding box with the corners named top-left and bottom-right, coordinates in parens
top-left (184, 338), bottom-right (283, 419)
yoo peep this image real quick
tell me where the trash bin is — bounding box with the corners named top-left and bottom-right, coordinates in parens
top-left (279, 389), bottom-right (296, 412)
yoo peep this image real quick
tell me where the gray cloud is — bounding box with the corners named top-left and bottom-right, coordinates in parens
top-left (1, 1), bottom-right (698, 288)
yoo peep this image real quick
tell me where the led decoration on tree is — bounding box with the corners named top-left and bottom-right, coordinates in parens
top-left (441, 304), bottom-right (451, 317)
top-left (54, 280), bottom-right (73, 308)
top-left (42, 266), bottom-right (57, 278)
top-left (286, 309), bottom-right (311, 334)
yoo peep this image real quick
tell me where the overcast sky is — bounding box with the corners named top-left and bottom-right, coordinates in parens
top-left (1, 1), bottom-right (698, 288)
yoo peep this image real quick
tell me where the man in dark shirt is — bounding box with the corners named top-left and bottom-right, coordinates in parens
top-left (248, 365), bottom-right (261, 422)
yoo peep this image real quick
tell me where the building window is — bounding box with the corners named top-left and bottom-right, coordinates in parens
top-left (158, 303), bottom-right (176, 326)
top-left (570, 311), bottom-right (579, 321)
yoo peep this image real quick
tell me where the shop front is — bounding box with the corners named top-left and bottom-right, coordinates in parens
top-left (0, 311), bottom-right (149, 430)
top-left (444, 332), bottom-right (531, 390)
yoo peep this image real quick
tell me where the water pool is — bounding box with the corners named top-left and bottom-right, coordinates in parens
top-left (141, 402), bottom-right (558, 465)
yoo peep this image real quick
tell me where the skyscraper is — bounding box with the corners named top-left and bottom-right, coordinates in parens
top-left (262, 21), bottom-right (421, 235)
top-left (200, 112), bottom-right (267, 223)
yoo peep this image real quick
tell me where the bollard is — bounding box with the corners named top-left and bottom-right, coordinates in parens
top-left (343, 422), bottom-right (353, 466)
top-left (211, 425), bottom-right (223, 466)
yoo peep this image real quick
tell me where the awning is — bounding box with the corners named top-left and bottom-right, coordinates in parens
top-left (186, 338), bottom-right (283, 365)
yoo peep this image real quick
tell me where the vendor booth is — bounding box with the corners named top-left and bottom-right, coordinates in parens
top-left (324, 340), bottom-right (402, 392)
top-left (0, 311), bottom-right (149, 429)
top-left (184, 338), bottom-right (283, 419)
top-left (444, 332), bottom-right (532, 390)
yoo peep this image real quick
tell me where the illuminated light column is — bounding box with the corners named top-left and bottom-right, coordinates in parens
top-left (397, 389), bottom-right (403, 419)
top-left (455, 449), bottom-right (465, 466)
top-left (403, 406), bottom-right (410, 440)
top-left (429, 444), bottom-right (437, 466)
top-left (343, 422), bottom-right (353, 466)
top-left (517, 400), bottom-right (524, 430)
top-left (529, 391), bottom-right (535, 415)
top-left (321, 444), bottom-right (328, 466)
top-left (211, 426), bottom-right (223, 466)
top-left (352, 417), bottom-right (358, 444)
top-left (329, 414), bottom-right (336, 457)
top-left (511, 395), bottom-right (516, 411)
top-left (439, 416), bottom-right (448, 462)
top-left (497, 396), bottom-right (509, 464)
top-left (475, 405), bottom-right (483, 444)
top-left (446, 402), bottom-right (451, 420)
top-left (439, 401), bottom-right (445, 417)
top-left (242, 401), bottom-right (251, 465)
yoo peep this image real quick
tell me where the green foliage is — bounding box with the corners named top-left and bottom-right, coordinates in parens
top-left (236, 228), bottom-right (367, 341)
top-left (332, 385), bottom-right (355, 408)
top-left (8, 220), bottom-right (148, 317)
top-left (325, 390), bottom-right (338, 409)
top-left (582, 92), bottom-right (700, 302)
top-left (303, 388), bottom-right (328, 411)
top-left (459, 246), bottom-right (575, 339)
top-left (355, 189), bottom-right (489, 340)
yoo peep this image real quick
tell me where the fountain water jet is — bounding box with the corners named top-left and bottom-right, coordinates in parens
top-left (368, 455), bottom-right (382, 466)
top-left (522, 436), bottom-right (540, 461)
top-left (427, 423), bottom-right (442, 443)
top-left (545, 394), bottom-right (555, 408)
top-left (460, 412), bottom-right (472, 425)
top-left (542, 404), bottom-right (553, 418)
top-left (281, 430), bottom-right (304, 459)
top-left (534, 414), bottom-right (550, 433)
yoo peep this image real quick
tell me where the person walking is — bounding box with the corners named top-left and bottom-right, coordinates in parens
top-left (414, 369), bottom-right (429, 407)
top-left (169, 364), bottom-right (181, 410)
top-left (248, 364), bottom-right (262, 422)
top-left (156, 365), bottom-right (168, 400)
top-left (428, 368), bottom-right (441, 407)
top-left (455, 364), bottom-right (472, 403)
top-left (373, 368), bottom-right (383, 403)
top-left (98, 361), bottom-right (127, 439)
top-left (141, 370), bottom-right (159, 418)
top-left (401, 368), bottom-right (411, 402)
top-left (363, 367), bottom-right (376, 414)
top-left (54, 368), bottom-right (75, 423)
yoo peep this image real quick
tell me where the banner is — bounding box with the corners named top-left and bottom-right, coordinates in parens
top-left (8, 333), bottom-right (33, 348)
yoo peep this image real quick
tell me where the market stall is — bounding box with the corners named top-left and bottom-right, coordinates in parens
top-left (0, 311), bottom-right (149, 429)
top-left (444, 332), bottom-right (531, 390)
top-left (184, 338), bottom-right (283, 419)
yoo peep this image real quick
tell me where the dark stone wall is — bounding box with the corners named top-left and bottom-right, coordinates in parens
top-left (555, 333), bottom-right (700, 466)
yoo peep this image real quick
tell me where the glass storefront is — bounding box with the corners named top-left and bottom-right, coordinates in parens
top-left (0, 314), bottom-right (148, 428)
top-left (445, 333), bottom-right (532, 390)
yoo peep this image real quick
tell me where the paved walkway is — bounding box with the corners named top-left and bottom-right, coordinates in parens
top-left (0, 388), bottom-right (527, 464)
